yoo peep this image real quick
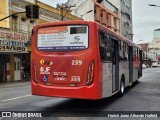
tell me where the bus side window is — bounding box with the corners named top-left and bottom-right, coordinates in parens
top-left (132, 47), bottom-right (135, 61)
top-left (124, 43), bottom-right (128, 61)
top-left (119, 41), bottom-right (124, 61)
top-left (137, 48), bottom-right (139, 60)
top-left (105, 34), bottom-right (111, 61)
top-left (99, 32), bottom-right (111, 62)
top-left (133, 47), bottom-right (136, 61)
top-left (99, 32), bottom-right (105, 61)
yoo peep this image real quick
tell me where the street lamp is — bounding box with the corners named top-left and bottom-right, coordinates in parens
top-left (148, 4), bottom-right (160, 7)
top-left (81, 10), bottom-right (93, 19)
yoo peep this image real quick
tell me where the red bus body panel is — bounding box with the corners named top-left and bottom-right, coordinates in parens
top-left (31, 21), bottom-right (102, 100)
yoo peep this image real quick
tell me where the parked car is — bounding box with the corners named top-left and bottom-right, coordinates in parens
top-left (151, 62), bottom-right (158, 67)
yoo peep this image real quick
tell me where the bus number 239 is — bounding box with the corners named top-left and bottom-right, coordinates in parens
top-left (72, 60), bottom-right (82, 65)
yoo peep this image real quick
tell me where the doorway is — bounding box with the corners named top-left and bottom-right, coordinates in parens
top-left (14, 56), bottom-right (21, 81)
top-left (112, 39), bottom-right (119, 92)
top-left (129, 46), bottom-right (133, 83)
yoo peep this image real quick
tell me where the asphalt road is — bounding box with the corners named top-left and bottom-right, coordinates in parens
top-left (0, 68), bottom-right (160, 120)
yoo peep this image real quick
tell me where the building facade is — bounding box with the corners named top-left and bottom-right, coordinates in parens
top-left (152, 28), bottom-right (160, 49)
top-left (0, 0), bottom-right (80, 82)
top-left (138, 28), bottom-right (160, 63)
top-left (66, 0), bottom-right (120, 34)
top-left (151, 28), bottom-right (160, 62)
top-left (138, 42), bottom-right (157, 66)
top-left (100, 0), bottom-right (118, 15)
top-left (107, 0), bottom-right (133, 40)
top-left (137, 43), bottom-right (148, 60)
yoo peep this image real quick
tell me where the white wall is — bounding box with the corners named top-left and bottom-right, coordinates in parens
top-left (152, 38), bottom-right (160, 49)
top-left (67, 0), bottom-right (94, 20)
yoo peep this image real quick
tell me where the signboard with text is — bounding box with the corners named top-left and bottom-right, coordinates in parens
top-left (0, 29), bottom-right (28, 53)
top-left (37, 25), bottom-right (88, 51)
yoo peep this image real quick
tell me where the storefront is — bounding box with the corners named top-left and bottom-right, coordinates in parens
top-left (0, 28), bottom-right (29, 82)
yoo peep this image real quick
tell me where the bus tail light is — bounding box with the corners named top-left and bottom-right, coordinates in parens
top-left (33, 64), bottom-right (38, 83)
top-left (87, 61), bottom-right (95, 86)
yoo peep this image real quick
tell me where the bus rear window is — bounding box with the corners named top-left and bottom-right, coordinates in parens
top-left (37, 25), bottom-right (88, 51)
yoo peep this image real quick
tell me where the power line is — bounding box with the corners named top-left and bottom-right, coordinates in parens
top-left (67, 0), bottom-right (89, 12)
top-left (67, 0), bottom-right (81, 6)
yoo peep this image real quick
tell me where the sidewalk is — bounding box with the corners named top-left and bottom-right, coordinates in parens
top-left (0, 80), bottom-right (30, 89)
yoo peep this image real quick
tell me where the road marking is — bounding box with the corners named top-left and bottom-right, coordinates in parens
top-left (0, 95), bottom-right (31, 103)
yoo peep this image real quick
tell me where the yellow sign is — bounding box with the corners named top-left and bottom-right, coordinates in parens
top-left (40, 59), bottom-right (53, 65)
top-left (0, 45), bottom-right (27, 52)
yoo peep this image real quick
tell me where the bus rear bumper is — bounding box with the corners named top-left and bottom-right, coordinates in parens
top-left (31, 82), bottom-right (101, 100)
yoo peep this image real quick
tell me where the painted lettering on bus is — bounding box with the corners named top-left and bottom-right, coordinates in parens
top-left (40, 59), bottom-right (53, 65)
top-left (40, 67), bottom-right (50, 74)
top-left (71, 60), bottom-right (82, 65)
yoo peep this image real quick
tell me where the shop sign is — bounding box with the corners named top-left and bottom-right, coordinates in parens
top-left (0, 45), bottom-right (27, 52)
top-left (0, 29), bottom-right (28, 52)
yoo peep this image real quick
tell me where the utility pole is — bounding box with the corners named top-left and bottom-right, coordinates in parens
top-left (57, 4), bottom-right (75, 21)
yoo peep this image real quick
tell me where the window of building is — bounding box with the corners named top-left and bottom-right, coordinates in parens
top-left (21, 18), bottom-right (27, 32)
top-left (12, 15), bottom-right (18, 31)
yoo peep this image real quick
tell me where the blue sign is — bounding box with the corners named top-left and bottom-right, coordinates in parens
top-left (43, 76), bottom-right (48, 82)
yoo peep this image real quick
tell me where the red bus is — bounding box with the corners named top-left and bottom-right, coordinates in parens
top-left (31, 20), bottom-right (142, 100)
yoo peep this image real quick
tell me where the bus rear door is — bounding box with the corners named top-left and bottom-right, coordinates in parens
top-left (129, 46), bottom-right (133, 84)
top-left (111, 37), bottom-right (119, 92)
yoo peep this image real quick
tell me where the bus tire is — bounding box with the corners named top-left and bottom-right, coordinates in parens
top-left (118, 80), bottom-right (125, 97)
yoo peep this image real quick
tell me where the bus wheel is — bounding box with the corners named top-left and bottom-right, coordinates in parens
top-left (118, 80), bottom-right (125, 97)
